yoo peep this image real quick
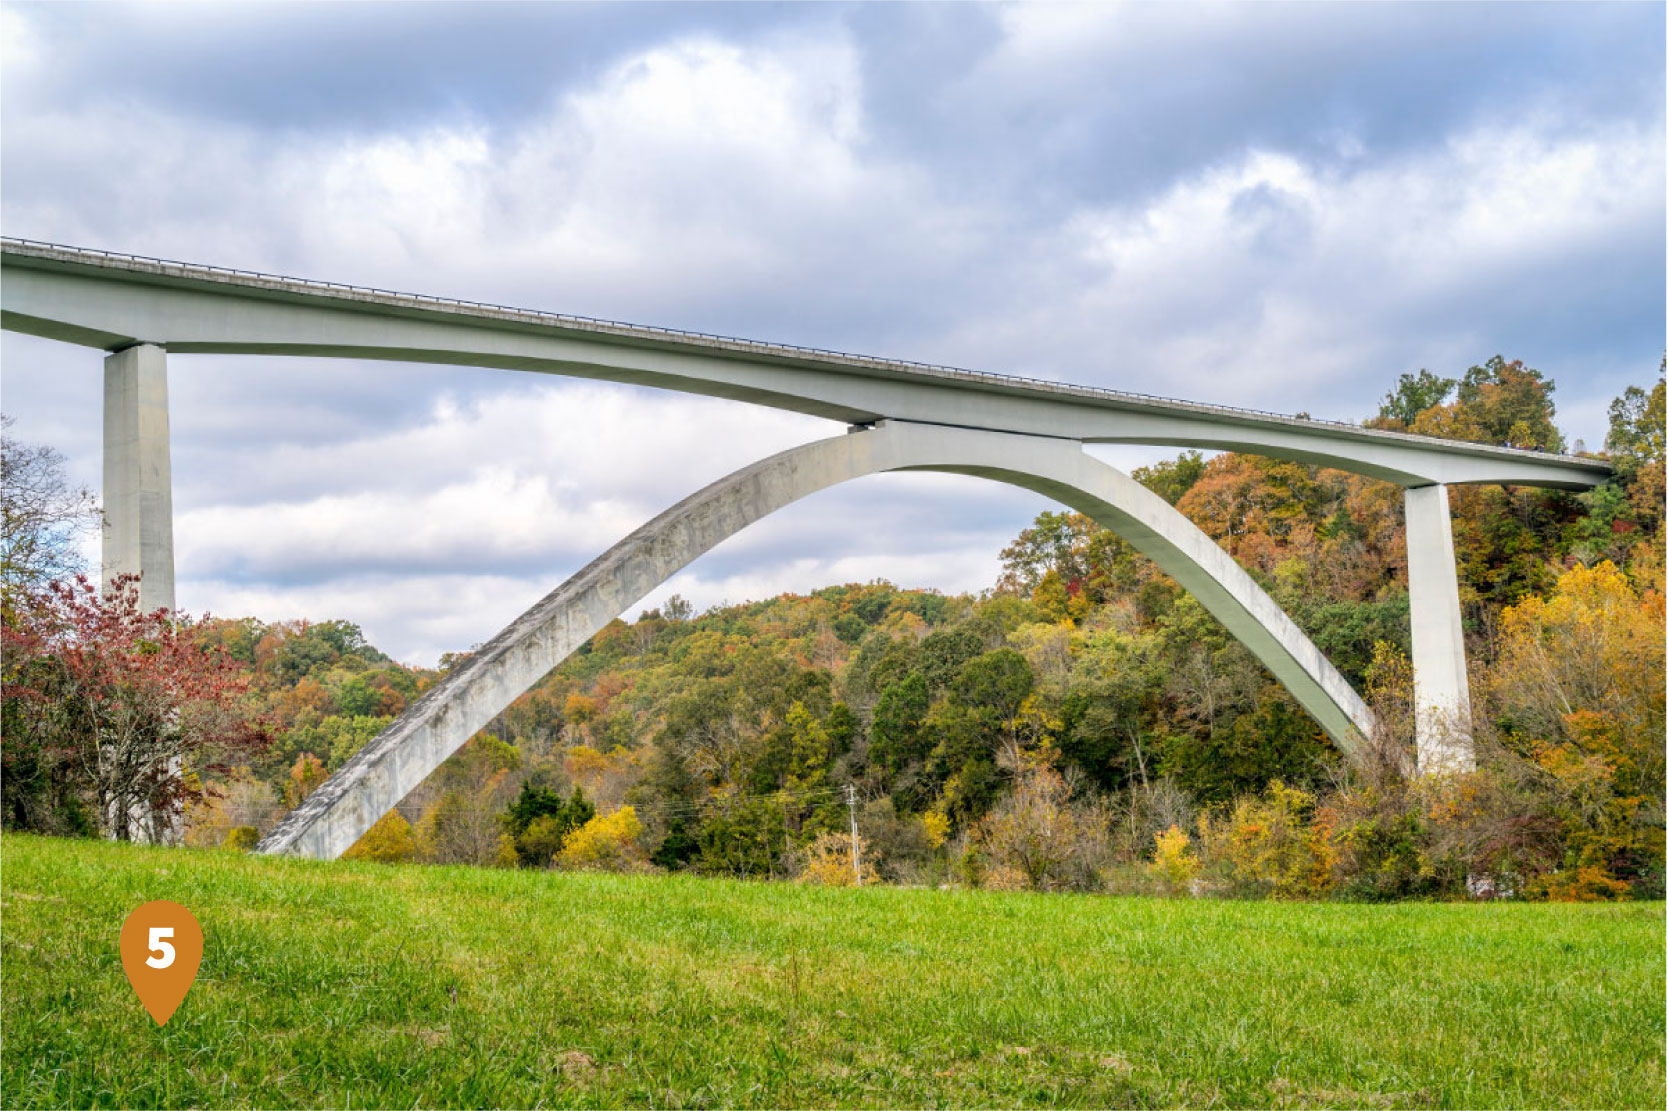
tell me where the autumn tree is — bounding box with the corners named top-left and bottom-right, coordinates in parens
top-left (283, 752), bottom-right (328, 808)
top-left (798, 829), bottom-right (867, 886)
top-left (501, 780), bottom-right (593, 866)
top-left (184, 765), bottom-right (277, 848)
top-left (344, 809), bottom-right (419, 863)
top-left (1409, 355), bottom-right (1565, 452)
top-left (1, 575), bottom-right (270, 839)
top-left (417, 767), bottom-right (518, 866)
top-left (0, 415), bottom-right (100, 620)
top-left (972, 750), bottom-right (1107, 891)
top-left (1196, 780), bottom-right (1332, 899)
top-left (557, 806), bottom-right (648, 871)
top-left (1486, 561), bottom-right (1665, 895)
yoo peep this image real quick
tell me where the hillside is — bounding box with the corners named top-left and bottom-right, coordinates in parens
top-left (2, 834), bottom-right (1662, 1109)
top-left (5, 359), bottom-right (1665, 900)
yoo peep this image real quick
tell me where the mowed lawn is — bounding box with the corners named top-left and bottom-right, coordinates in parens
top-left (1, 835), bottom-right (1661, 1109)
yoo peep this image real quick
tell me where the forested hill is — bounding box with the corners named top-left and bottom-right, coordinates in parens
top-left (8, 358), bottom-right (1664, 901)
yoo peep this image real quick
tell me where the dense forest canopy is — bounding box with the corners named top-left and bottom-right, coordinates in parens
top-left (4, 357), bottom-right (1663, 900)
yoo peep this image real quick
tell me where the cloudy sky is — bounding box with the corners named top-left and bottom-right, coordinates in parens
top-left (2, 1), bottom-right (1663, 664)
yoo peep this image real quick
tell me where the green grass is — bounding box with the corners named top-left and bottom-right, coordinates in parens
top-left (1, 835), bottom-right (1662, 1109)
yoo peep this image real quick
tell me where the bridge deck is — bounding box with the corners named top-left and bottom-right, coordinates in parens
top-left (1, 237), bottom-right (1611, 490)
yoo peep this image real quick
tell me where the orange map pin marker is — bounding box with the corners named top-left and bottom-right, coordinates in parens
top-left (120, 900), bottom-right (203, 1026)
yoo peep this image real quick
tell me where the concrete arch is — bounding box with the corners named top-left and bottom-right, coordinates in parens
top-left (257, 421), bottom-right (1374, 860)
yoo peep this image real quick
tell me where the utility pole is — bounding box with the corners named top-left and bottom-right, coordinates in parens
top-left (845, 784), bottom-right (862, 886)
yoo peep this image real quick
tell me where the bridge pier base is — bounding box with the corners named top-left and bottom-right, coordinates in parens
top-left (102, 342), bottom-right (180, 845)
top-left (1405, 483), bottom-right (1474, 773)
top-left (102, 343), bottom-right (175, 614)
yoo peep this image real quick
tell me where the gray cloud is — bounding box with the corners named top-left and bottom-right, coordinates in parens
top-left (2, 1), bottom-right (1661, 662)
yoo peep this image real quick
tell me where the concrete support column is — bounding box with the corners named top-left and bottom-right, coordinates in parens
top-left (102, 344), bottom-right (174, 613)
top-left (1405, 483), bottom-right (1473, 773)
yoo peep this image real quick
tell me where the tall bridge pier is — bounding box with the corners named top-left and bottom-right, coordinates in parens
top-left (2, 238), bottom-right (1608, 857)
top-left (1405, 484), bottom-right (1474, 773)
top-left (102, 343), bottom-right (175, 614)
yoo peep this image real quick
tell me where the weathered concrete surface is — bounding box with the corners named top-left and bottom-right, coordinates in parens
top-left (102, 343), bottom-right (174, 614)
top-left (257, 421), bottom-right (1375, 860)
top-left (1405, 484), bottom-right (1474, 772)
top-left (2, 240), bottom-right (1611, 490)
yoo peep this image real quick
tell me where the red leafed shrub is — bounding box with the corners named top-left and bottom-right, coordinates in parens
top-left (1, 574), bottom-right (271, 840)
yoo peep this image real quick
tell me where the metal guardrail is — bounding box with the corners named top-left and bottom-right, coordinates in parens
top-left (0, 235), bottom-right (1607, 469)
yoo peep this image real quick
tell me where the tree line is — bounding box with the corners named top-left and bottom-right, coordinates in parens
top-left (2, 357), bottom-right (1662, 900)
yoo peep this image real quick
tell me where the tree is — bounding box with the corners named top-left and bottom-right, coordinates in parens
top-left (557, 806), bottom-right (647, 871)
top-left (972, 754), bottom-right (1107, 891)
top-left (1492, 561), bottom-right (1664, 799)
top-left (0, 415), bottom-right (100, 619)
top-left (650, 816), bottom-right (700, 870)
top-left (1132, 450), bottom-right (1207, 505)
top-left (184, 765), bottom-right (276, 847)
top-left (954, 649), bottom-right (1034, 743)
top-left (1411, 356), bottom-right (1564, 452)
top-left (1606, 371), bottom-right (1666, 468)
top-left (869, 673), bottom-right (929, 775)
top-left (697, 796), bottom-right (786, 877)
top-left (343, 810), bottom-right (419, 863)
top-left (501, 780), bottom-right (593, 866)
top-left (798, 830), bottom-right (866, 886)
top-left (1, 575), bottom-right (270, 839)
top-left (283, 752), bottom-right (328, 808)
top-left (998, 511), bottom-right (1092, 595)
top-left (1197, 780), bottom-right (1331, 899)
top-left (1146, 825), bottom-right (1200, 895)
top-left (416, 768), bottom-right (516, 866)
top-left (1372, 370), bottom-right (1456, 427)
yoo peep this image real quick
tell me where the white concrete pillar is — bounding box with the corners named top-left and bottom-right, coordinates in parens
top-left (102, 344), bottom-right (174, 613)
top-left (102, 344), bottom-right (182, 845)
top-left (1405, 483), bottom-right (1474, 773)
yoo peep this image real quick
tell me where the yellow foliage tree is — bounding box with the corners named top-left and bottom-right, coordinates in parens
top-left (1198, 781), bottom-right (1332, 899)
top-left (1492, 561), bottom-right (1665, 897)
top-left (1146, 824), bottom-right (1200, 895)
top-left (921, 810), bottom-right (950, 850)
top-left (1494, 561), bottom-right (1664, 781)
top-left (798, 830), bottom-right (867, 886)
top-left (973, 759), bottom-right (1107, 891)
top-left (492, 832), bottom-right (519, 869)
top-left (223, 826), bottom-right (260, 852)
top-left (557, 806), bottom-right (647, 872)
top-left (563, 693), bottom-right (598, 724)
top-left (343, 810), bottom-right (418, 864)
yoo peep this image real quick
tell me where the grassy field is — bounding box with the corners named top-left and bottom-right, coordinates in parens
top-left (1, 835), bottom-right (1662, 1109)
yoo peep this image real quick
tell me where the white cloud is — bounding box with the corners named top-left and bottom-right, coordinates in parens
top-left (1, 30), bottom-right (927, 322)
top-left (172, 380), bottom-right (831, 582)
top-left (934, 119), bottom-right (1664, 417)
top-left (188, 572), bottom-right (547, 668)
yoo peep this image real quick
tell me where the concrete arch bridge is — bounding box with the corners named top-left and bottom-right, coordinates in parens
top-left (0, 239), bottom-right (1610, 859)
